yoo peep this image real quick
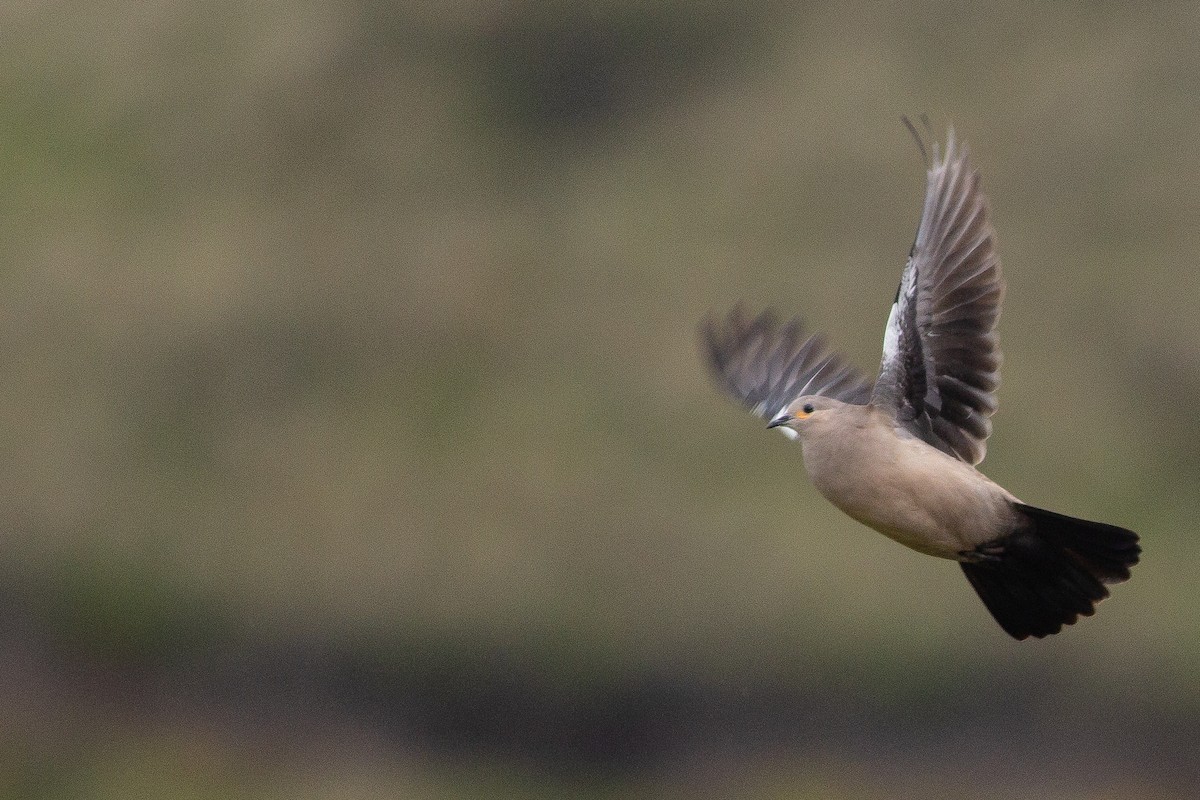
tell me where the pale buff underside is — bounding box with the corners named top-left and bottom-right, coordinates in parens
top-left (796, 405), bottom-right (1021, 560)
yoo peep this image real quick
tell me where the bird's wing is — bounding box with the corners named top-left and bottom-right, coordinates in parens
top-left (701, 306), bottom-right (872, 427)
top-left (871, 128), bottom-right (1004, 465)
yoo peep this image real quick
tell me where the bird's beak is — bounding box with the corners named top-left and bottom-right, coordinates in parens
top-left (767, 414), bottom-right (792, 429)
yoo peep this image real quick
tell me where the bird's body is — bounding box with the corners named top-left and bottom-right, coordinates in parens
top-left (797, 402), bottom-right (1017, 559)
top-left (701, 124), bottom-right (1139, 639)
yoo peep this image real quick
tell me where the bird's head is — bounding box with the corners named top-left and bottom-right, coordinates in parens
top-left (767, 395), bottom-right (845, 440)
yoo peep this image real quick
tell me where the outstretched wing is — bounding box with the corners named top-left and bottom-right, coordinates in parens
top-left (701, 306), bottom-right (872, 430)
top-left (871, 128), bottom-right (1004, 465)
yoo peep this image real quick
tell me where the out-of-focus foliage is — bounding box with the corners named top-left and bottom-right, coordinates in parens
top-left (1, 1), bottom-right (1198, 797)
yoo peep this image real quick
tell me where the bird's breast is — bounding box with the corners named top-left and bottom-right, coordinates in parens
top-left (800, 423), bottom-right (1016, 559)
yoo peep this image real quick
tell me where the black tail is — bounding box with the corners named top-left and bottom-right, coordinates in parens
top-left (959, 504), bottom-right (1140, 640)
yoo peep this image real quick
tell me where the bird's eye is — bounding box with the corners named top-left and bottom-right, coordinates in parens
top-left (802, 402), bottom-right (815, 414)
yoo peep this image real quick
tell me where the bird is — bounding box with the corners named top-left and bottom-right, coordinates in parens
top-left (700, 123), bottom-right (1140, 640)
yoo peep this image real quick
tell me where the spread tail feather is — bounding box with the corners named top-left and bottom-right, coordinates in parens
top-left (960, 503), bottom-right (1140, 640)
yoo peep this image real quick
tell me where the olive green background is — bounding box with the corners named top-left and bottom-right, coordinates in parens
top-left (2, 2), bottom-right (1197, 798)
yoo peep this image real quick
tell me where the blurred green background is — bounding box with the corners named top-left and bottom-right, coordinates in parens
top-left (1, 1), bottom-right (1197, 798)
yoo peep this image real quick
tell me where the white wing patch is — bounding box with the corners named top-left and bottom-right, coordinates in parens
top-left (881, 300), bottom-right (900, 366)
top-left (880, 260), bottom-right (917, 371)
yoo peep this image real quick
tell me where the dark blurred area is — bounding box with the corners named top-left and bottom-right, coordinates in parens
top-left (1, 2), bottom-right (1198, 797)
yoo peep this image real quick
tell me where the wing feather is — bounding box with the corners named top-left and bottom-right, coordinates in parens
top-left (871, 128), bottom-right (1005, 464)
top-left (701, 306), bottom-right (872, 423)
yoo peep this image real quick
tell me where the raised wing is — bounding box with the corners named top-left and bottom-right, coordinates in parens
top-left (701, 306), bottom-right (872, 427)
top-left (871, 128), bottom-right (1005, 465)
